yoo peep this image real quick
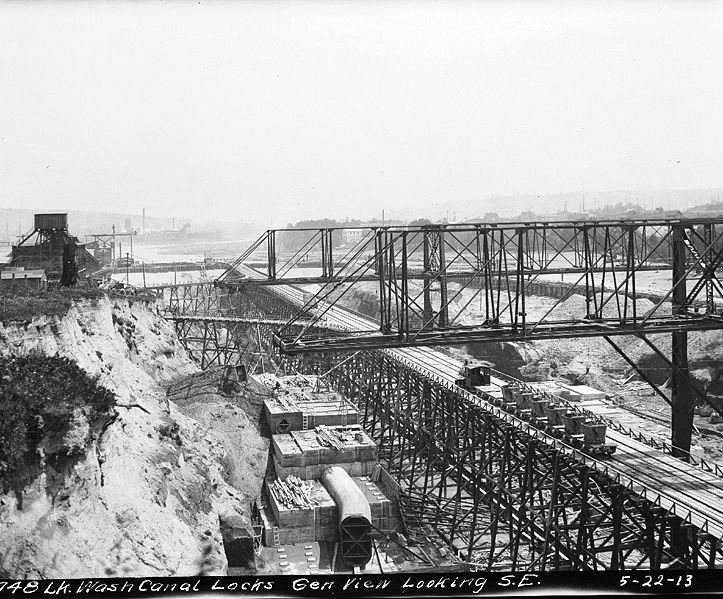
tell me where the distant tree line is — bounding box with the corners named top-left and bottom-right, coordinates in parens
top-left (279, 217), bottom-right (401, 251)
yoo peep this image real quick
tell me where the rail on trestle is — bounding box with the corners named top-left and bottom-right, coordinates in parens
top-left (286, 348), bottom-right (722, 571)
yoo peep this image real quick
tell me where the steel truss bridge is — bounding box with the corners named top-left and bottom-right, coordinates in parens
top-left (151, 217), bottom-right (723, 571)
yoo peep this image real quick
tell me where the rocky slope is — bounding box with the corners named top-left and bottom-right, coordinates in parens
top-left (0, 295), bottom-right (266, 578)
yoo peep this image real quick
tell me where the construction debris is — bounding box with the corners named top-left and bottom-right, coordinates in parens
top-left (274, 393), bottom-right (300, 413)
top-left (315, 425), bottom-right (355, 450)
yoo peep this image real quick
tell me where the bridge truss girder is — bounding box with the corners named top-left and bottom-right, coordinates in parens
top-left (219, 218), bottom-right (723, 290)
top-left (274, 220), bottom-right (723, 349)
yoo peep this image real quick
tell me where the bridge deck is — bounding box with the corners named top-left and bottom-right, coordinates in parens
top-left (166, 314), bottom-right (300, 327)
top-left (239, 265), bottom-right (723, 540)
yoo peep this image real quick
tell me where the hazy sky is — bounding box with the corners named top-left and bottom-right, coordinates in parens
top-left (1, 1), bottom-right (722, 225)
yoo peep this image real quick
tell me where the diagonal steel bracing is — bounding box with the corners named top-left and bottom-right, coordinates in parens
top-left (244, 219), bottom-right (723, 352)
top-left (167, 258), bottom-right (723, 571)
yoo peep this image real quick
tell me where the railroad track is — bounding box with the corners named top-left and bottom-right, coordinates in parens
top-left (390, 347), bottom-right (723, 536)
top-left (165, 314), bottom-right (309, 327)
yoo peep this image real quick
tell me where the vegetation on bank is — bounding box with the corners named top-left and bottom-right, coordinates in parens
top-left (0, 286), bottom-right (157, 323)
top-left (0, 287), bottom-right (106, 323)
top-left (0, 354), bottom-right (117, 502)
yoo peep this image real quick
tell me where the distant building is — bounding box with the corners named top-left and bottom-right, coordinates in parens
top-left (0, 267), bottom-right (47, 290)
top-left (341, 228), bottom-right (364, 245)
top-left (10, 213), bottom-right (100, 283)
top-left (0, 243), bottom-right (11, 266)
top-left (515, 211), bottom-right (538, 222)
top-left (84, 238), bottom-right (115, 267)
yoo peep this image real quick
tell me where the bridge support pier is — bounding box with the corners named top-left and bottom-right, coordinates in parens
top-left (672, 226), bottom-right (695, 458)
top-left (671, 331), bottom-right (695, 458)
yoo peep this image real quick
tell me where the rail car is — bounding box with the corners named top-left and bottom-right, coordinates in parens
top-left (455, 359), bottom-right (492, 388)
top-left (455, 368), bottom-right (617, 458)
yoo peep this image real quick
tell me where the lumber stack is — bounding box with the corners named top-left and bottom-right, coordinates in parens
top-left (268, 475), bottom-right (314, 510)
top-left (315, 424), bottom-right (353, 450)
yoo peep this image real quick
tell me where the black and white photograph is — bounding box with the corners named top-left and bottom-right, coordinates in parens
top-left (1, 1), bottom-right (723, 596)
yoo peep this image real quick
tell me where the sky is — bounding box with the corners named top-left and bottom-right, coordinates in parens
top-left (1, 0), bottom-right (723, 225)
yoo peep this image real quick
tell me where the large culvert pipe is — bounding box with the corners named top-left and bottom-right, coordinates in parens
top-left (320, 466), bottom-right (372, 567)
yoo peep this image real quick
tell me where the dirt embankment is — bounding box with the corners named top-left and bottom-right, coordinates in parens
top-left (166, 369), bottom-right (270, 513)
top-left (0, 294), bottom-right (267, 579)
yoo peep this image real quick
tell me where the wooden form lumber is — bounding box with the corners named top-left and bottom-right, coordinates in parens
top-left (268, 475), bottom-right (315, 510)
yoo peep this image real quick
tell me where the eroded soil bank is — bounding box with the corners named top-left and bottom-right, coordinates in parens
top-left (0, 293), bottom-right (268, 578)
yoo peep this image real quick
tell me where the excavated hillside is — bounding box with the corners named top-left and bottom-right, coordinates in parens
top-left (0, 290), bottom-right (268, 578)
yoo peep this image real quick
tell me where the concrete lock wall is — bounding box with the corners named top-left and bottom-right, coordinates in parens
top-left (273, 454), bottom-right (376, 481)
top-left (264, 405), bottom-right (304, 433)
top-left (271, 428), bottom-right (378, 471)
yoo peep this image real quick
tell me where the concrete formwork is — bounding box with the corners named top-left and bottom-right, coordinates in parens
top-left (264, 392), bottom-right (360, 434)
top-left (272, 425), bottom-right (378, 480)
top-left (261, 474), bottom-right (398, 548)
